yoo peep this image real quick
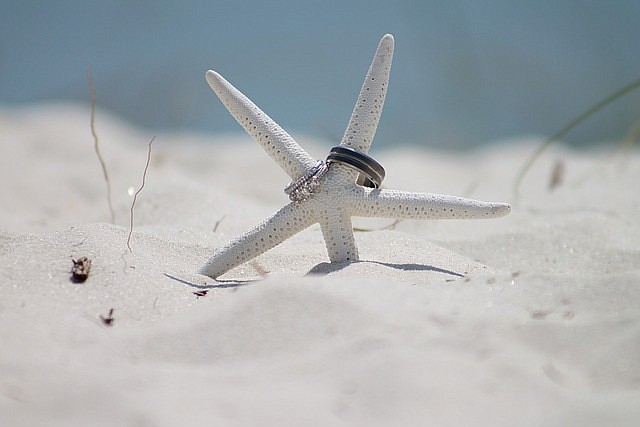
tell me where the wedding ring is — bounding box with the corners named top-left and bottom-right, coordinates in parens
top-left (326, 146), bottom-right (385, 188)
top-left (284, 161), bottom-right (329, 202)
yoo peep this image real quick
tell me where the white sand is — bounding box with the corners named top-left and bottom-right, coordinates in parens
top-left (1, 104), bottom-right (639, 426)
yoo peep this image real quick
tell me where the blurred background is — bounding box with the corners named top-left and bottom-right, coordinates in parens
top-left (1, 0), bottom-right (639, 149)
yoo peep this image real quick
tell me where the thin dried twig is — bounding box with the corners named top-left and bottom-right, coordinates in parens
top-left (353, 219), bottom-right (402, 232)
top-left (127, 137), bottom-right (155, 252)
top-left (88, 65), bottom-right (115, 224)
top-left (213, 215), bottom-right (225, 233)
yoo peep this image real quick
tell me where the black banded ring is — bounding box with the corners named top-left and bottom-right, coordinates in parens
top-left (326, 146), bottom-right (385, 188)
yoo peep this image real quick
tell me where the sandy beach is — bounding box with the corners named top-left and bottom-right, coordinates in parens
top-left (1, 103), bottom-right (639, 426)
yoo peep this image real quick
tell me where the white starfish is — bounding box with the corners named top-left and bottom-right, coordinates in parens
top-left (199, 34), bottom-right (510, 279)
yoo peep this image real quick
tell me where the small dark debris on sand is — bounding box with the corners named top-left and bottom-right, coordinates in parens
top-left (71, 257), bottom-right (92, 283)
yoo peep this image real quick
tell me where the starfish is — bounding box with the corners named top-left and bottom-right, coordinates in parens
top-left (199, 34), bottom-right (510, 279)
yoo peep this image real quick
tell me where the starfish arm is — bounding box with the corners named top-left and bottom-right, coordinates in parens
top-left (199, 203), bottom-right (317, 278)
top-left (350, 188), bottom-right (511, 220)
top-left (318, 206), bottom-right (359, 262)
top-left (340, 34), bottom-right (394, 154)
top-left (206, 70), bottom-right (316, 179)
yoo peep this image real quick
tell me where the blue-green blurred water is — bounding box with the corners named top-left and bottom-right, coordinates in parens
top-left (1, 0), bottom-right (639, 149)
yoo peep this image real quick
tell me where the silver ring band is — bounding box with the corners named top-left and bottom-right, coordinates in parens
top-left (284, 161), bottom-right (329, 202)
top-left (326, 146), bottom-right (385, 188)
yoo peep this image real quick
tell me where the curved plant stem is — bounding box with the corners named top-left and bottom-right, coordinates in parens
top-left (88, 65), bottom-right (115, 224)
top-left (513, 77), bottom-right (640, 197)
top-left (127, 137), bottom-right (155, 252)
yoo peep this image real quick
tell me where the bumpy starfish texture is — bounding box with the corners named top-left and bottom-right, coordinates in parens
top-left (200, 34), bottom-right (510, 279)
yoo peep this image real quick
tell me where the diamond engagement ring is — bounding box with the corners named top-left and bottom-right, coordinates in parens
top-left (284, 160), bottom-right (329, 202)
